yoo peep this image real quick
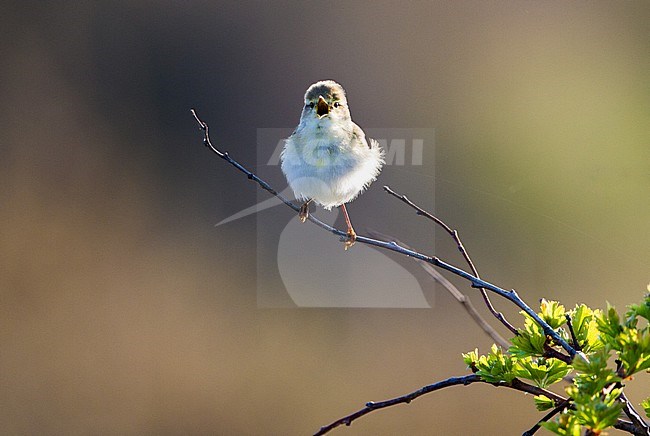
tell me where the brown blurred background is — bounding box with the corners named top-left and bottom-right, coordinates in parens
top-left (1, 2), bottom-right (648, 434)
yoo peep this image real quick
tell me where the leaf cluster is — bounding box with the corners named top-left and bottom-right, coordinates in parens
top-left (463, 294), bottom-right (650, 434)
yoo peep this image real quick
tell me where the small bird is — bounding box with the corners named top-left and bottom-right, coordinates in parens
top-left (281, 80), bottom-right (384, 249)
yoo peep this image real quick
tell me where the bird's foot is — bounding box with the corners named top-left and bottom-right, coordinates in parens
top-left (344, 228), bottom-right (357, 250)
top-left (299, 202), bottom-right (310, 223)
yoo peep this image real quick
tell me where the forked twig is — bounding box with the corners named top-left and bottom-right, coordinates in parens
top-left (383, 185), bottom-right (517, 335)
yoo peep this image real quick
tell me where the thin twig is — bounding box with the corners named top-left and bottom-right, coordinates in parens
top-left (522, 400), bottom-right (571, 435)
top-left (314, 375), bottom-right (566, 436)
top-left (543, 344), bottom-right (572, 364)
top-left (190, 109), bottom-right (576, 358)
top-left (368, 230), bottom-right (510, 349)
top-left (190, 108), bottom-right (299, 212)
top-left (565, 313), bottom-right (582, 352)
top-left (383, 185), bottom-right (518, 335)
top-left (313, 375), bottom-right (478, 436)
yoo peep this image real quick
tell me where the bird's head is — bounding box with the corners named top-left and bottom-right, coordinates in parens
top-left (301, 80), bottom-right (351, 124)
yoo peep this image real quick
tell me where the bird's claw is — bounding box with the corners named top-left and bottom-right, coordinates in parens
top-left (344, 228), bottom-right (357, 250)
top-left (299, 203), bottom-right (309, 223)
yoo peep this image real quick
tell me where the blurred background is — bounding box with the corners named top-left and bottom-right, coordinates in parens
top-left (1, 1), bottom-right (648, 434)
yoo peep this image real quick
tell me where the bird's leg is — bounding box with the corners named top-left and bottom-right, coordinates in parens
top-left (340, 203), bottom-right (356, 250)
top-left (299, 199), bottom-right (312, 223)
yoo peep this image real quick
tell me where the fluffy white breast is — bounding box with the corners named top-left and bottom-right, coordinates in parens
top-left (281, 119), bottom-right (384, 209)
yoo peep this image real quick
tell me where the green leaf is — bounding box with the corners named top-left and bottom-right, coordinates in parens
top-left (596, 303), bottom-right (623, 343)
top-left (561, 348), bottom-right (625, 433)
top-left (540, 299), bottom-right (567, 329)
top-left (617, 326), bottom-right (650, 375)
top-left (625, 293), bottom-right (650, 326)
top-left (510, 316), bottom-right (547, 358)
top-left (542, 413), bottom-right (581, 436)
top-left (569, 304), bottom-right (604, 352)
top-left (571, 350), bottom-right (620, 395)
top-left (571, 387), bottom-right (624, 432)
top-left (534, 394), bottom-right (556, 411)
top-left (641, 397), bottom-right (650, 419)
top-left (513, 357), bottom-right (570, 388)
top-left (462, 348), bottom-right (479, 367)
top-left (467, 345), bottom-right (517, 384)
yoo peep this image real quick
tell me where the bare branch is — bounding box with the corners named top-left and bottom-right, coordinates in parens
top-left (383, 185), bottom-right (518, 335)
top-left (190, 109), bottom-right (576, 358)
top-left (368, 230), bottom-right (510, 349)
top-left (315, 373), bottom-right (639, 436)
top-left (313, 375), bottom-right (478, 436)
top-left (314, 375), bottom-right (567, 436)
top-left (190, 108), bottom-right (299, 212)
top-left (543, 344), bottom-right (572, 364)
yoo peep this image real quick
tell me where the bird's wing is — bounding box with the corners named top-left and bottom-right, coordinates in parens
top-left (351, 122), bottom-right (372, 149)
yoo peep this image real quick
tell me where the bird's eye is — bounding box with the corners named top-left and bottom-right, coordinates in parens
top-left (333, 102), bottom-right (341, 108)
top-left (306, 102), bottom-right (315, 109)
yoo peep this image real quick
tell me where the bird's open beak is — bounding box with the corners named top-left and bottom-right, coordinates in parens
top-left (316, 96), bottom-right (329, 118)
